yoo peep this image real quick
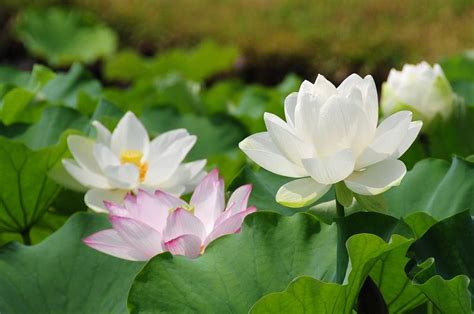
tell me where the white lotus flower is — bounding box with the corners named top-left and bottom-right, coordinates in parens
top-left (239, 74), bottom-right (422, 208)
top-left (62, 111), bottom-right (206, 212)
top-left (381, 61), bottom-right (454, 125)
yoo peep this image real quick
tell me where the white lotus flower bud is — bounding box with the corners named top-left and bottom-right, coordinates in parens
top-left (381, 61), bottom-right (454, 126)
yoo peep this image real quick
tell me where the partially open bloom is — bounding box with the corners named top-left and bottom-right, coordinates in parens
top-left (83, 169), bottom-right (255, 260)
top-left (63, 111), bottom-right (206, 212)
top-left (381, 62), bottom-right (454, 126)
top-left (239, 74), bottom-right (422, 208)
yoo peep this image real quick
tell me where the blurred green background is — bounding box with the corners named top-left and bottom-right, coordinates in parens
top-left (1, 0), bottom-right (473, 84)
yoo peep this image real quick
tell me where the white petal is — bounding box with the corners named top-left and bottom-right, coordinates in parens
top-left (264, 112), bottom-right (312, 163)
top-left (110, 215), bottom-right (163, 259)
top-left (345, 159), bottom-right (407, 195)
top-left (361, 75), bottom-right (379, 130)
top-left (355, 111), bottom-right (412, 169)
top-left (337, 74), bottom-right (378, 130)
top-left (393, 120), bottom-right (423, 158)
top-left (314, 74), bottom-right (337, 102)
top-left (148, 128), bottom-right (190, 161)
top-left (110, 111), bottom-right (149, 156)
top-left (298, 80), bottom-right (314, 95)
top-left (84, 189), bottom-right (128, 213)
top-left (62, 159), bottom-right (110, 189)
top-left (347, 88), bottom-right (375, 155)
top-left (48, 163), bottom-right (88, 192)
top-left (239, 132), bottom-right (306, 178)
top-left (104, 164), bottom-right (140, 189)
top-left (284, 92), bottom-right (298, 127)
top-left (303, 149), bottom-right (355, 184)
top-left (93, 143), bottom-right (120, 171)
top-left (276, 178), bottom-right (331, 208)
top-left (163, 208), bottom-right (206, 242)
top-left (151, 160), bottom-right (206, 195)
top-left (92, 121), bottom-right (111, 146)
top-left (294, 92), bottom-right (322, 143)
top-left (191, 169), bottom-right (225, 234)
top-left (337, 73), bottom-right (364, 95)
top-left (164, 234), bottom-right (202, 258)
top-left (67, 135), bottom-right (102, 174)
top-left (203, 207), bottom-right (256, 248)
top-left (386, 69), bottom-right (402, 89)
top-left (83, 229), bottom-right (150, 261)
top-left (316, 95), bottom-right (362, 155)
top-left (163, 185), bottom-right (187, 196)
top-left (145, 135), bottom-right (197, 185)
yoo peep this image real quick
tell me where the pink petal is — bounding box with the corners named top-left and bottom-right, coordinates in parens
top-left (164, 234), bottom-right (202, 258)
top-left (163, 208), bottom-right (206, 242)
top-left (191, 169), bottom-right (225, 234)
top-left (133, 189), bottom-right (179, 233)
top-left (109, 216), bottom-right (163, 259)
top-left (103, 193), bottom-right (139, 220)
top-left (123, 193), bottom-right (138, 210)
top-left (104, 201), bottom-right (130, 217)
top-left (83, 229), bottom-right (149, 261)
top-left (203, 206), bottom-right (256, 248)
top-left (225, 184), bottom-right (253, 215)
top-left (106, 190), bottom-right (185, 234)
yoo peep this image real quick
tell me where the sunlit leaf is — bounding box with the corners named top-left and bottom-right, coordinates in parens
top-left (0, 132), bottom-right (72, 235)
top-left (104, 40), bottom-right (238, 82)
top-left (15, 8), bottom-right (117, 66)
top-left (128, 212), bottom-right (337, 312)
top-left (0, 213), bottom-right (143, 313)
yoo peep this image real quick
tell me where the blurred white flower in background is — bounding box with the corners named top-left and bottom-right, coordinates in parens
top-left (381, 61), bottom-right (455, 126)
top-left (239, 74), bottom-right (422, 208)
top-left (62, 111), bottom-right (206, 212)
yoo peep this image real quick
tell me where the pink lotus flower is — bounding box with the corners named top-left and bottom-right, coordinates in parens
top-left (83, 169), bottom-right (255, 261)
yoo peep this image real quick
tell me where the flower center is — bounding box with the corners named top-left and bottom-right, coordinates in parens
top-left (120, 150), bottom-right (148, 182)
top-left (182, 204), bottom-right (195, 213)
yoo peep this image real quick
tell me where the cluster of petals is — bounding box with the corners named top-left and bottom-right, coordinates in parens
top-left (62, 111), bottom-right (206, 212)
top-left (381, 61), bottom-right (454, 125)
top-left (83, 169), bottom-right (255, 260)
top-left (239, 74), bottom-right (422, 207)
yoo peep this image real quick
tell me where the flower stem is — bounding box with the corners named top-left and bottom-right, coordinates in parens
top-left (335, 199), bottom-right (347, 283)
top-left (21, 228), bottom-right (31, 245)
top-left (336, 199), bottom-right (345, 218)
top-left (420, 133), bottom-right (431, 158)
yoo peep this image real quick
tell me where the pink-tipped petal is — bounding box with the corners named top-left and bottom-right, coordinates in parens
top-left (164, 234), bottom-right (202, 258)
top-left (109, 216), bottom-right (163, 259)
top-left (104, 201), bottom-right (130, 217)
top-left (225, 184), bottom-right (253, 215)
top-left (191, 169), bottom-right (225, 234)
top-left (154, 190), bottom-right (187, 209)
top-left (105, 190), bottom-right (172, 234)
top-left (123, 193), bottom-right (138, 210)
top-left (83, 229), bottom-right (149, 261)
top-left (203, 206), bottom-right (256, 248)
top-left (163, 208), bottom-right (206, 242)
top-left (84, 189), bottom-right (128, 213)
top-left (126, 189), bottom-right (174, 233)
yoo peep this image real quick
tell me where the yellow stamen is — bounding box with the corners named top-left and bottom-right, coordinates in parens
top-left (120, 150), bottom-right (148, 182)
top-left (168, 204), bottom-right (195, 214)
top-left (182, 204), bottom-right (195, 214)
